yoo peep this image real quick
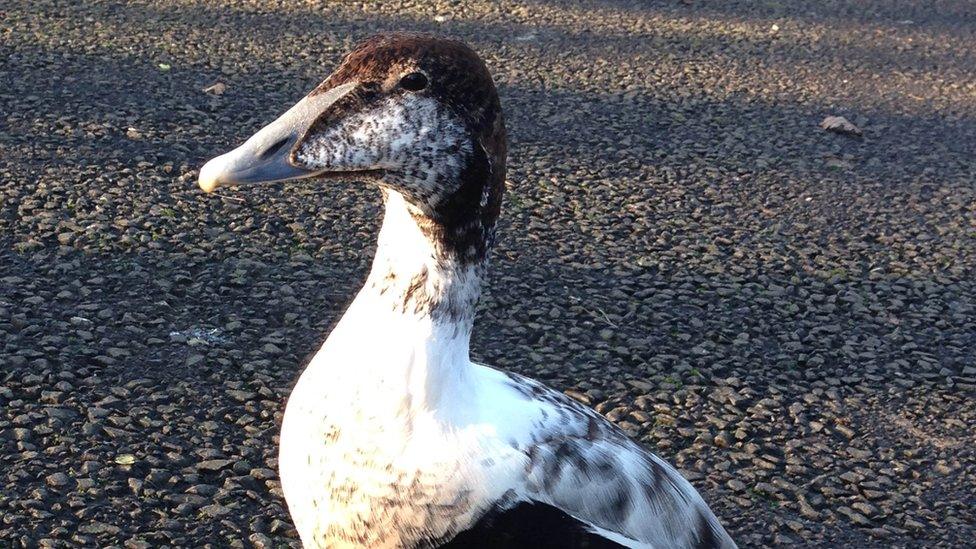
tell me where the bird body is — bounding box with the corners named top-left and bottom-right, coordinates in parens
top-left (199, 33), bottom-right (735, 549)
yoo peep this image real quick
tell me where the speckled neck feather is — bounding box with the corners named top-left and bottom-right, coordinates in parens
top-left (365, 190), bottom-right (487, 328)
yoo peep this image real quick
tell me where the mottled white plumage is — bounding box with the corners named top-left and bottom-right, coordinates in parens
top-left (278, 193), bottom-right (735, 548)
top-left (297, 93), bottom-right (472, 214)
top-left (198, 33), bottom-right (736, 549)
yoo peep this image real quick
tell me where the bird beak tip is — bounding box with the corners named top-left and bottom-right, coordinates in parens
top-left (196, 81), bottom-right (359, 195)
top-left (198, 156), bottom-right (225, 193)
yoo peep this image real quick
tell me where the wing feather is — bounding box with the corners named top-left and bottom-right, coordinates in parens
top-left (499, 372), bottom-right (737, 549)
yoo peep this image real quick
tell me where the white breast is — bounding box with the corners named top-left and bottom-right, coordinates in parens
top-left (277, 306), bottom-right (517, 547)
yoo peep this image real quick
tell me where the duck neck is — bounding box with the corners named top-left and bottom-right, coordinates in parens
top-left (364, 189), bottom-right (488, 328)
top-left (326, 190), bottom-right (489, 411)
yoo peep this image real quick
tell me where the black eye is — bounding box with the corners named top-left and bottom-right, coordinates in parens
top-left (399, 72), bottom-right (428, 92)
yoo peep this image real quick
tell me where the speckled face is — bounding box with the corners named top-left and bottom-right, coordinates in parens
top-left (291, 34), bottom-right (506, 226)
top-left (198, 33), bottom-right (507, 264)
top-left (295, 91), bottom-right (472, 213)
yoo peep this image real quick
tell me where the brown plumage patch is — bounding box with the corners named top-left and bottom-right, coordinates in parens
top-left (312, 33), bottom-right (501, 135)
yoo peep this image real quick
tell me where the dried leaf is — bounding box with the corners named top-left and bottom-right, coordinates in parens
top-left (202, 82), bottom-right (227, 95)
top-left (820, 115), bottom-right (862, 137)
top-left (114, 454), bottom-right (136, 465)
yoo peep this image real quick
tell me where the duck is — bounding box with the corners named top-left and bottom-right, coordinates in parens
top-left (198, 33), bottom-right (736, 549)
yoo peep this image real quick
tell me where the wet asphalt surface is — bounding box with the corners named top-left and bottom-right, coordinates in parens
top-left (1, 0), bottom-right (975, 547)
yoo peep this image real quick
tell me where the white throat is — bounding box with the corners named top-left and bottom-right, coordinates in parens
top-left (303, 190), bottom-right (485, 414)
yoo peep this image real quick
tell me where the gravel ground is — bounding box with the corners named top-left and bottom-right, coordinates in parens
top-left (2, 0), bottom-right (975, 547)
